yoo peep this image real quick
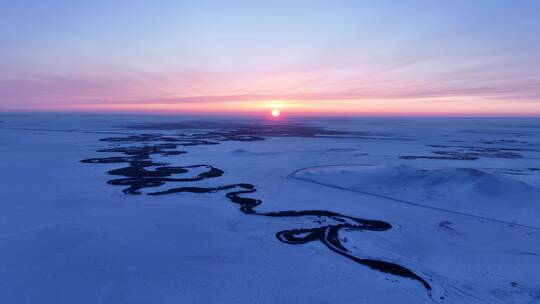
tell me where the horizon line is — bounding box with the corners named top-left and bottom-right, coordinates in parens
top-left (2, 109), bottom-right (540, 119)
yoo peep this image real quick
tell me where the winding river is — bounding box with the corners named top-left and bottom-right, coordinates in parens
top-left (81, 130), bottom-right (436, 299)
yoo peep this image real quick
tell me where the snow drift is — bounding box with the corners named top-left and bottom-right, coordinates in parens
top-left (294, 165), bottom-right (540, 227)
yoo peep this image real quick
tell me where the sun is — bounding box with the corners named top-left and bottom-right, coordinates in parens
top-left (271, 108), bottom-right (281, 117)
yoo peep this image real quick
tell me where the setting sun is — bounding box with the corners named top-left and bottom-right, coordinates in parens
top-left (271, 108), bottom-right (281, 117)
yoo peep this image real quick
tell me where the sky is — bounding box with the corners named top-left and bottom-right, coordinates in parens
top-left (1, 0), bottom-right (540, 116)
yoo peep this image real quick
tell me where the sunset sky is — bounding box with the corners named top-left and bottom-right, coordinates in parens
top-left (1, 0), bottom-right (540, 115)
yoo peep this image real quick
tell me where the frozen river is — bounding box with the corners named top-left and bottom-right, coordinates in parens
top-left (1, 114), bottom-right (539, 303)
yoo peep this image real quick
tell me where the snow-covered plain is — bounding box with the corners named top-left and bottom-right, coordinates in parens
top-left (294, 165), bottom-right (540, 227)
top-left (0, 114), bottom-right (539, 304)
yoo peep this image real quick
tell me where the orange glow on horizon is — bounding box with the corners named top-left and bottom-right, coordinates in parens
top-left (271, 108), bottom-right (281, 117)
top-left (10, 97), bottom-right (540, 117)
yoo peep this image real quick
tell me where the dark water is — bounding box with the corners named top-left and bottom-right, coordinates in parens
top-left (81, 124), bottom-right (433, 296)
